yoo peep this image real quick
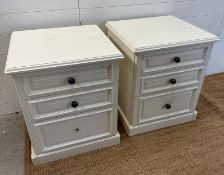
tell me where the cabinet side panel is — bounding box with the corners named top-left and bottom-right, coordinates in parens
top-left (191, 43), bottom-right (214, 110)
top-left (108, 31), bottom-right (135, 124)
top-left (12, 75), bottom-right (43, 153)
top-left (118, 52), bottom-right (135, 124)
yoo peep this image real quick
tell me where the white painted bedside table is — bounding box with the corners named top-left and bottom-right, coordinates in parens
top-left (5, 25), bottom-right (123, 164)
top-left (106, 16), bottom-right (219, 136)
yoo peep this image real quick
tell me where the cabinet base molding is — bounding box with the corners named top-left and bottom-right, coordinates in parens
top-left (31, 133), bottom-right (120, 165)
top-left (119, 107), bottom-right (197, 136)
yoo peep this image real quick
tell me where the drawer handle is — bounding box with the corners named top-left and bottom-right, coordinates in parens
top-left (170, 79), bottom-right (177, 84)
top-left (165, 104), bottom-right (172, 109)
top-left (74, 128), bottom-right (80, 132)
top-left (174, 57), bottom-right (181, 63)
top-left (68, 77), bottom-right (76, 85)
top-left (71, 101), bottom-right (78, 108)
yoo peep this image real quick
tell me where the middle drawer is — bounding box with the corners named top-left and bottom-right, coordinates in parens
top-left (27, 87), bottom-right (112, 122)
top-left (135, 66), bottom-right (203, 96)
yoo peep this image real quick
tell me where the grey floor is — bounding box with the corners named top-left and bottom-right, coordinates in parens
top-left (0, 114), bottom-right (25, 175)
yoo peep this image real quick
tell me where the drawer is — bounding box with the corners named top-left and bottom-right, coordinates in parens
top-left (135, 88), bottom-right (197, 124)
top-left (137, 67), bottom-right (203, 95)
top-left (23, 64), bottom-right (112, 97)
top-left (28, 87), bottom-right (112, 121)
top-left (34, 108), bottom-right (113, 153)
top-left (142, 47), bottom-right (206, 74)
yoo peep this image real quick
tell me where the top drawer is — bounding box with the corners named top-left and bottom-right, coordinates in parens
top-left (22, 64), bottom-right (112, 98)
top-left (142, 47), bottom-right (206, 74)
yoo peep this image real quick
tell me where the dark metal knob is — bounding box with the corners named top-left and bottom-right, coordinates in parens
top-left (75, 128), bottom-right (80, 132)
top-left (165, 104), bottom-right (172, 109)
top-left (174, 57), bottom-right (181, 63)
top-left (170, 79), bottom-right (177, 84)
top-left (68, 77), bottom-right (75, 84)
top-left (71, 101), bottom-right (78, 108)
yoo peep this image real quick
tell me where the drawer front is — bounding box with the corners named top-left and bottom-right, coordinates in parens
top-left (138, 67), bottom-right (203, 95)
top-left (29, 87), bottom-right (112, 121)
top-left (135, 88), bottom-right (196, 123)
top-left (23, 64), bottom-right (112, 97)
top-left (142, 47), bottom-right (205, 74)
top-left (35, 108), bottom-right (113, 153)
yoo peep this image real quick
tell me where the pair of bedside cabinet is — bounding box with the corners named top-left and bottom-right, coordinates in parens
top-left (5, 16), bottom-right (218, 164)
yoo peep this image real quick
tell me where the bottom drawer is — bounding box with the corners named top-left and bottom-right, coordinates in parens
top-left (34, 108), bottom-right (113, 153)
top-left (135, 88), bottom-right (197, 123)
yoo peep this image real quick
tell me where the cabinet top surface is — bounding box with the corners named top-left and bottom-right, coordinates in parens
top-left (5, 25), bottom-right (123, 74)
top-left (106, 16), bottom-right (219, 53)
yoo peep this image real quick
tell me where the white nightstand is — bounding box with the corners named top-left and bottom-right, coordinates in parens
top-left (5, 25), bottom-right (123, 164)
top-left (106, 16), bottom-right (218, 136)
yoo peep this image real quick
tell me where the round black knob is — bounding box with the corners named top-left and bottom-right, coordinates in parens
top-left (170, 79), bottom-right (177, 84)
top-left (165, 104), bottom-right (172, 109)
top-left (68, 77), bottom-right (75, 85)
top-left (75, 128), bottom-right (80, 132)
top-left (174, 57), bottom-right (181, 63)
top-left (71, 101), bottom-right (78, 108)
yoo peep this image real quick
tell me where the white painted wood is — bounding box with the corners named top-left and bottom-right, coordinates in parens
top-left (107, 16), bottom-right (217, 136)
top-left (106, 16), bottom-right (218, 52)
top-left (110, 62), bottom-right (120, 134)
top-left (0, 35), bottom-right (10, 55)
top-left (35, 108), bottom-right (113, 153)
top-left (190, 44), bottom-right (214, 111)
top-left (142, 47), bottom-right (205, 73)
top-left (138, 66), bottom-right (203, 95)
top-left (0, 9), bottom-right (80, 35)
top-left (138, 43), bottom-right (212, 75)
top-left (5, 25), bottom-right (123, 73)
top-left (27, 107), bottom-right (118, 154)
top-left (12, 62), bottom-right (115, 99)
top-left (0, 0), bottom-right (78, 14)
top-left (115, 51), bottom-right (135, 124)
top-left (28, 87), bottom-right (113, 121)
top-left (119, 106), bottom-right (197, 136)
top-left (31, 132), bottom-right (120, 165)
top-left (1, 0), bottom-right (224, 116)
top-left (7, 25), bottom-right (122, 164)
top-left (134, 87), bottom-right (197, 124)
top-left (23, 64), bottom-right (112, 98)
